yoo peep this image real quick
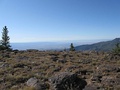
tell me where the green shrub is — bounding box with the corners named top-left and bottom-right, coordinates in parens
top-left (112, 43), bottom-right (120, 55)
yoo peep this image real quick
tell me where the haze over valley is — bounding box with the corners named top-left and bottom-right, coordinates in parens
top-left (11, 39), bottom-right (109, 50)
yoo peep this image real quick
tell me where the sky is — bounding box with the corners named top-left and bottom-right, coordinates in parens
top-left (0, 0), bottom-right (120, 43)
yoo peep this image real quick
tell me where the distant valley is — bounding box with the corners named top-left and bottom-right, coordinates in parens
top-left (11, 38), bottom-right (120, 51)
top-left (11, 40), bottom-right (100, 50)
top-left (11, 42), bottom-right (71, 50)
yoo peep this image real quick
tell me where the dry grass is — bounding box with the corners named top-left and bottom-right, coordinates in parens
top-left (0, 50), bottom-right (119, 90)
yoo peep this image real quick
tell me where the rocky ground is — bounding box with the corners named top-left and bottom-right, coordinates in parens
top-left (0, 50), bottom-right (120, 90)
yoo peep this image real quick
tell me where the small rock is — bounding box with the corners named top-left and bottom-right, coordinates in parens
top-left (0, 63), bottom-right (9, 68)
top-left (57, 59), bottom-right (66, 63)
top-left (53, 66), bottom-right (61, 72)
top-left (91, 75), bottom-right (102, 83)
top-left (82, 59), bottom-right (92, 64)
top-left (50, 56), bottom-right (58, 62)
top-left (26, 77), bottom-right (42, 90)
top-left (83, 85), bottom-right (97, 90)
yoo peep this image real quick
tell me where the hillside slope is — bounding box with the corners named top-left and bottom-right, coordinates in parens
top-left (75, 38), bottom-right (120, 51)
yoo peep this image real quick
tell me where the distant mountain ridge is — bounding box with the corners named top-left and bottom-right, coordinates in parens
top-left (75, 38), bottom-right (120, 51)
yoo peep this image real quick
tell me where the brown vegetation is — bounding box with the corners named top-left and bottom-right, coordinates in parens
top-left (0, 50), bottom-right (120, 90)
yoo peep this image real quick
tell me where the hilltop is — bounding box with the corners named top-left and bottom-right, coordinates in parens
top-left (0, 50), bottom-right (119, 90)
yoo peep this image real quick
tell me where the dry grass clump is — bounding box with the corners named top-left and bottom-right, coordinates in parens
top-left (22, 86), bottom-right (36, 90)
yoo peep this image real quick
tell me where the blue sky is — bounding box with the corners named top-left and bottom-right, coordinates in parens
top-left (0, 0), bottom-right (120, 42)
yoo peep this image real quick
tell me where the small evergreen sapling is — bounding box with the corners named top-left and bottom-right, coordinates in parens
top-left (70, 43), bottom-right (75, 51)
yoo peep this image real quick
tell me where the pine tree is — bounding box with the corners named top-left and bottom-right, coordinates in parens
top-left (1, 26), bottom-right (11, 50)
top-left (70, 43), bottom-right (75, 51)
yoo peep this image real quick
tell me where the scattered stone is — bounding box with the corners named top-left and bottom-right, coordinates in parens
top-left (0, 63), bottom-right (9, 68)
top-left (83, 85), bottom-right (97, 90)
top-left (91, 74), bottom-right (102, 83)
top-left (101, 76), bottom-right (120, 86)
top-left (116, 73), bottom-right (120, 78)
top-left (57, 59), bottom-right (66, 63)
top-left (50, 56), bottom-right (59, 62)
top-left (0, 59), bottom-right (5, 63)
top-left (76, 70), bottom-right (92, 75)
top-left (49, 72), bottom-right (87, 90)
top-left (16, 56), bottom-right (29, 61)
top-left (53, 66), bottom-right (61, 72)
top-left (13, 63), bottom-right (26, 68)
top-left (82, 59), bottom-right (92, 64)
top-left (102, 65), bottom-right (120, 72)
top-left (26, 77), bottom-right (42, 90)
top-left (65, 65), bottom-right (77, 72)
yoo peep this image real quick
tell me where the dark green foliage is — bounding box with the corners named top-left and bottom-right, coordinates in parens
top-left (112, 43), bottom-right (120, 55)
top-left (70, 43), bottom-right (75, 51)
top-left (0, 26), bottom-right (11, 50)
top-left (0, 45), bottom-right (6, 50)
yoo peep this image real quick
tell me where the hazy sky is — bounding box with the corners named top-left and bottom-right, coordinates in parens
top-left (0, 0), bottom-right (120, 42)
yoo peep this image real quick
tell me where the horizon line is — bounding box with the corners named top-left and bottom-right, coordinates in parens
top-left (10, 38), bottom-right (112, 43)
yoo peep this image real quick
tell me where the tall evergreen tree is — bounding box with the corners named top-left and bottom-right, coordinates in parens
top-left (70, 43), bottom-right (75, 51)
top-left (1, 26), bottom-right (11, 50)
